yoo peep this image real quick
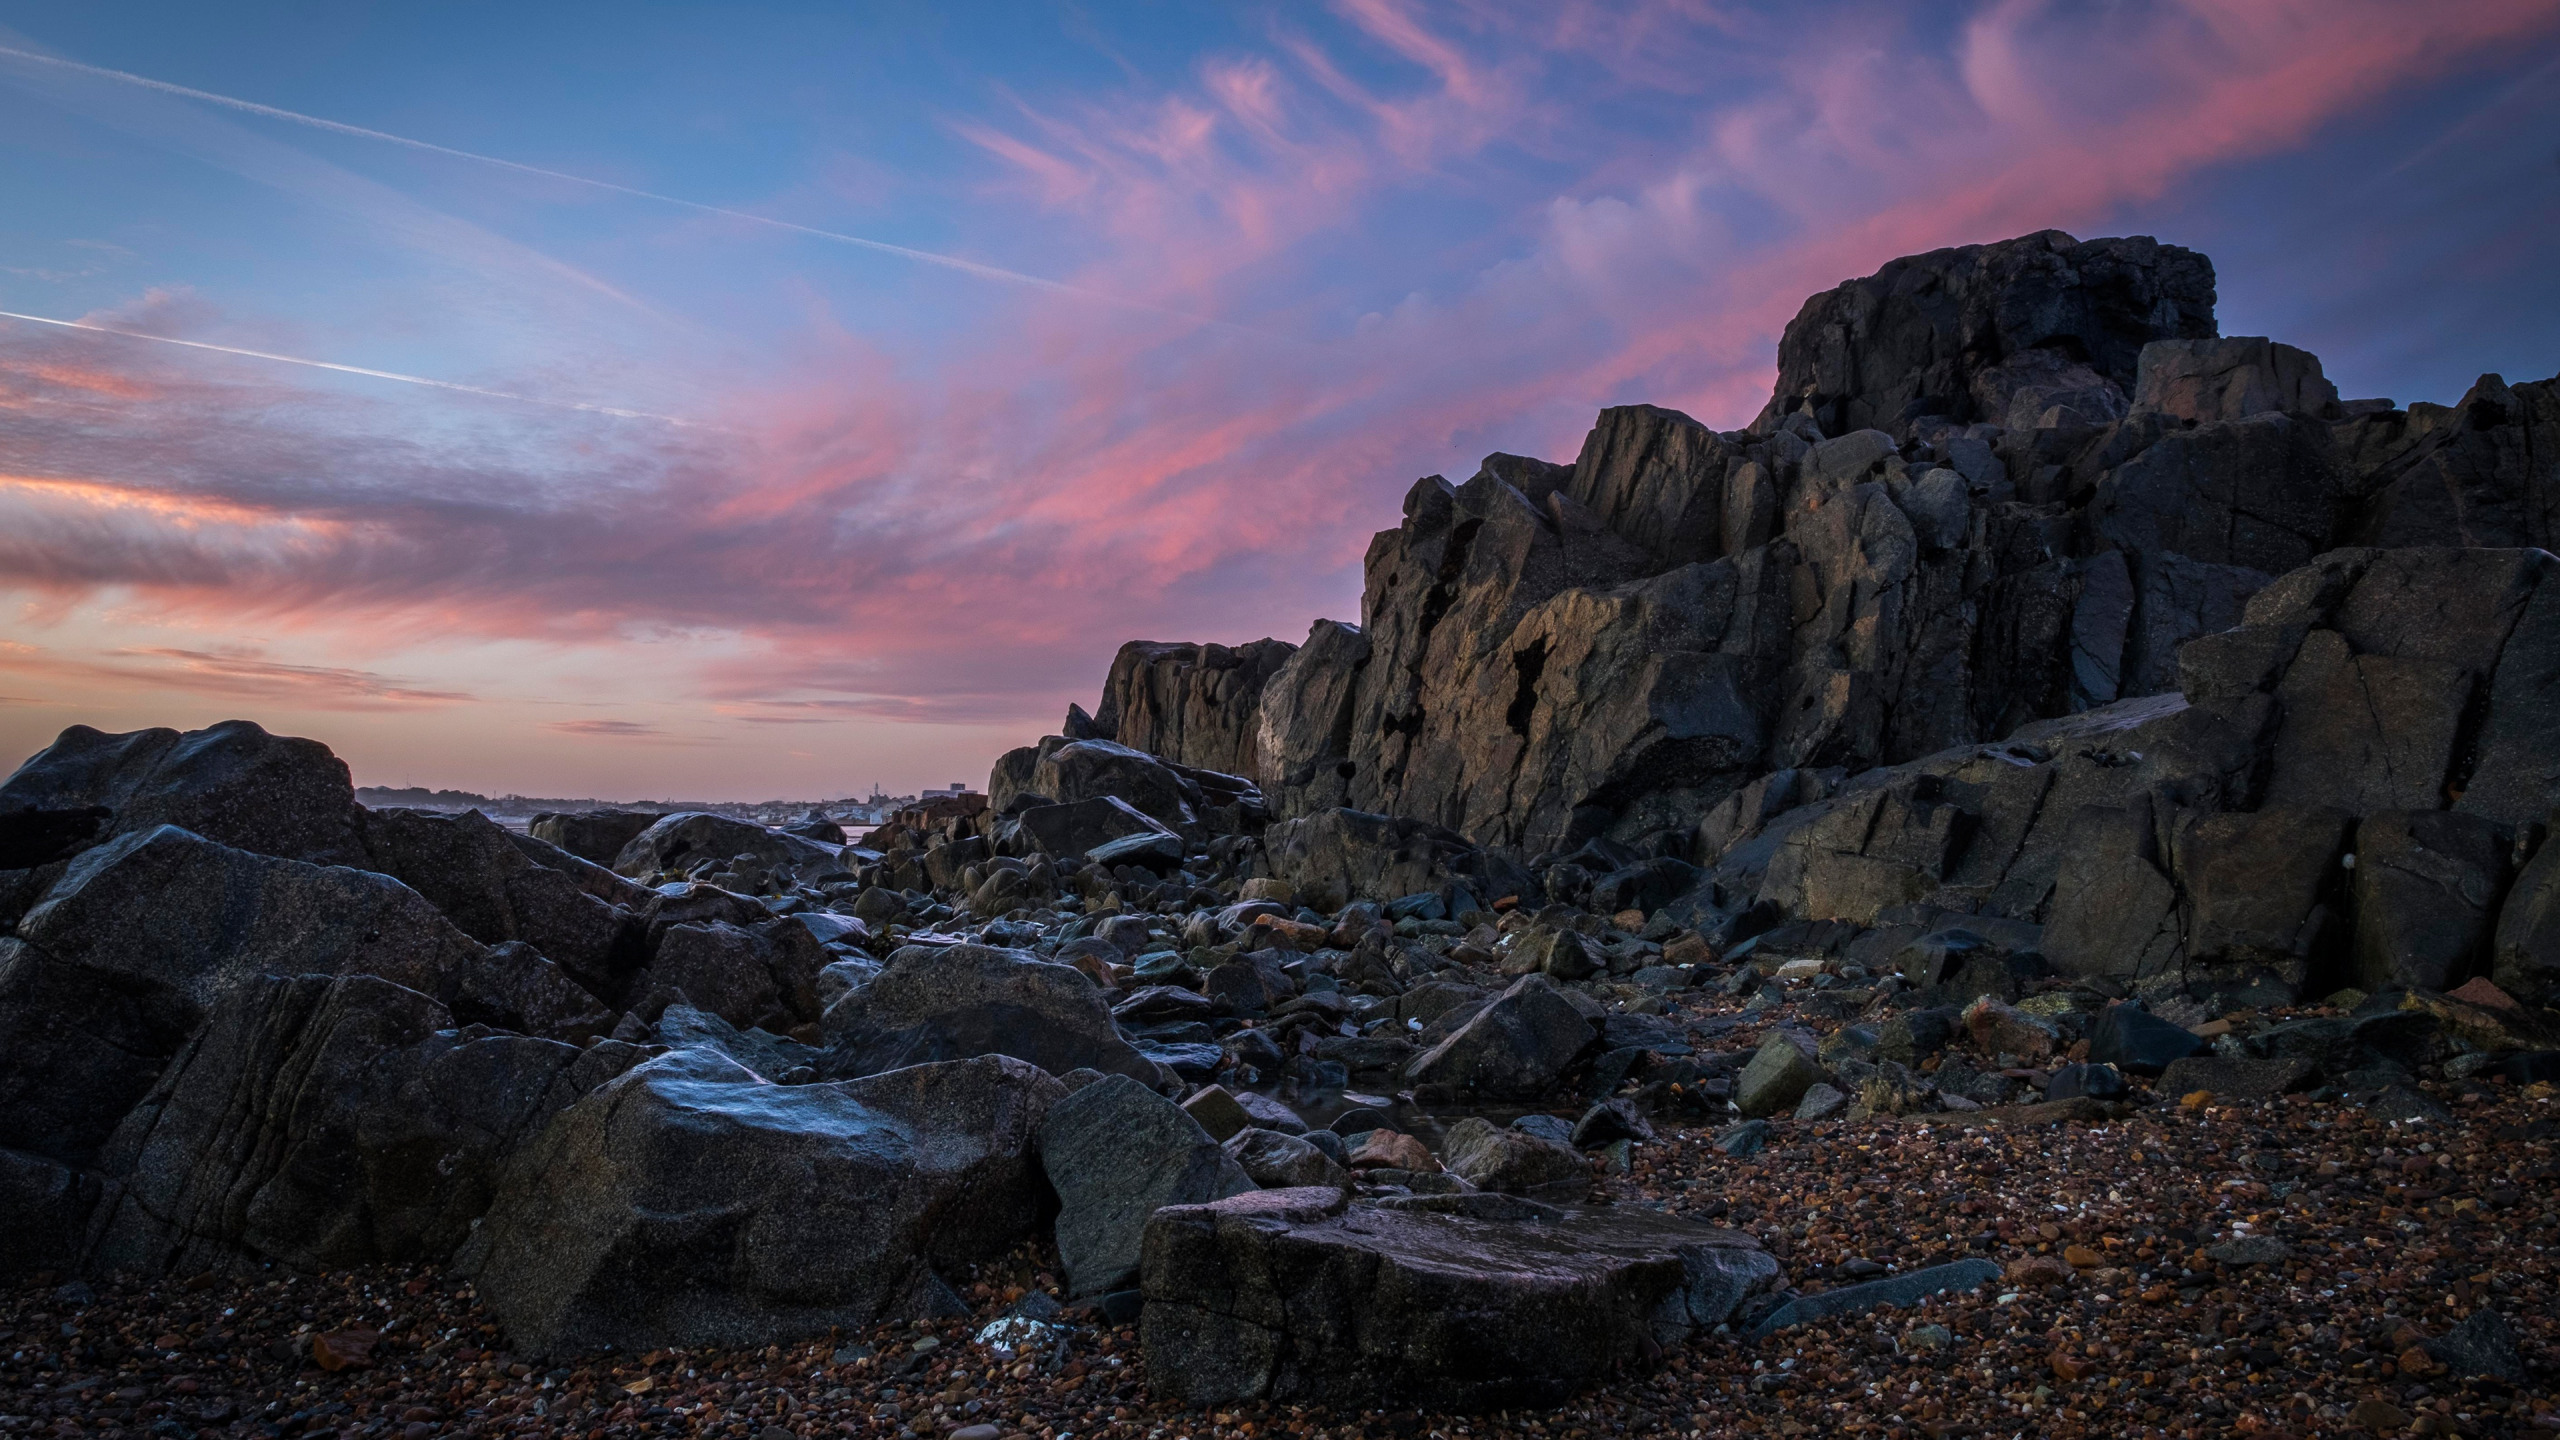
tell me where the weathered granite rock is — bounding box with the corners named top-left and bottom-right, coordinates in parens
top-left (0, 938), bottom-right (198, 1168)
top-left (1221, 1127), bottom-right (1346, 1191)
top-left (1403, 974), bottom-right (1595, 1098)
top-left (0, 720), bottom-right (369, 867)
top-left (1140, 1187), bottom-right (1780, 1408)
top-left (1437, 1116), bottom-right (1585, 1193)
top-left (2350, 810), bottom-right (2510, 992)
top-left (819, 944), bottom-right (1165, 1086)
top-left (467, 1050), bottom-right (1060, 1355)
top-left (610, 811), bottom-right (841, 881)
top-left (1089, 639), bottom-right (1297, 788)
top-left (17, 825), bottom-right (497, 1024)
top-left (527, 809), bottom-right (662, 867)
top-left (1041, 1074), bottom-right (1253, 1297)
top-left (360, 806), bottom-right (639, 985)
top-left (1735, 1030), bottom-right (1825, 1117)
top-left (86, 973), bottom-right (628, 1277)
top-left (1015, 796), bottom-right (1180, 867)
top-left (1759, 230), bottom-right (2214, 438)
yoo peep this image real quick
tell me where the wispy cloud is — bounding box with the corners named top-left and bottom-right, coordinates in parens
top-left (545, 718), bottom-right (670, 738)
top-left (1, 0), bottom-right (2554, 767)
top-left (0, 640), bottom-right (471, 710)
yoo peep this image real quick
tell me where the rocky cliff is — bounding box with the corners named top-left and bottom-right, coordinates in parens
top-left (1030, 229), bottom-right (2559, 881)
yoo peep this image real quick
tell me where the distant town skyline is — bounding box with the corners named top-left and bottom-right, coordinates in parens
top-left (4, 1), bottom-right (2557, 800)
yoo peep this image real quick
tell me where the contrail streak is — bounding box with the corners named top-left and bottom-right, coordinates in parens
top-left (0, 309), bottom-right (693, 424)
top-left (0, 42), bottom-right (1204, 322)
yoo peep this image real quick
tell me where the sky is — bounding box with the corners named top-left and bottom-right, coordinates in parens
top-left (2, 0), bottom-right (2557, 801)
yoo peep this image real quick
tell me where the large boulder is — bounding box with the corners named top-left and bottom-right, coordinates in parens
top-left (610, 812), bottom-right (841, 881)
top-left (1041, 1074), bottom-right (1254, 1297)
top-left (0, 1148), bottom-right (101, 1280)
top-left (1759, 229), bottom-right (2215, 437)
top-left (1140, 1187), bottom-right (1781, 1408)
top-left (465, 1050), bottom-right (1061, 1356)
top-left (0, 720), bottom-right (368, 866)
top-left (528, 809), bottom-right (662, 867)
top-left (818, 943), bottom-right (1166, 1085)
top-left (84, 974), bottom-right (628, 1277)
top-left (1404, 974), bottom-right (1595, 1098)
top-left (16, 825), bottom-right (495, 1023)
top-left (1031, 740), bottom-right (1201, 837)
top-left (629, 917), bottom-right (828, 1032)
top-left (2350, 810), bottom-right (2510, 992)
top-left (359, 807), bottom-right (640, 985)
top-left (1014, 796), bottom-right (1181, 867)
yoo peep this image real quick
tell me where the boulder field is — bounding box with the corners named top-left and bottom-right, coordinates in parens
top-left (3, 229), bottom-right (2557, 1421)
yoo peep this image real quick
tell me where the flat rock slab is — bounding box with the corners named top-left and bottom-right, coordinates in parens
top-left (1140, 1188), bottom-right (1779, 1410)
top-left (1747, 1260), bottom-right (2002, 1338)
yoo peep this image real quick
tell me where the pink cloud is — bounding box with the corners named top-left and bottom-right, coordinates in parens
top-left (3, 0), bottom-right (2555, 772)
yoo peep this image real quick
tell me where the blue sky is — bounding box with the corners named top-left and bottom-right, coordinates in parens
top-left (1, 0), bottom-right (2555, 798)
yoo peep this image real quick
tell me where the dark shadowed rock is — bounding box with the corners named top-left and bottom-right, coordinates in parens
top-left (2350, 810), bottom-right (2509, 992)
top-left (528, 809), bottom-right (662, 867)
top-left (2425, 1307), bottom-right (2525, 1381)
top-left (2086, 1003), bottom-right (2206, 1076)
top-left (1016, 796), bottom-right (1180, 867)
top-left (2158, 1055), bottom-right (2318, 1102)
top-left (465, 1050), bottom-right (1061, 1356)
top-left (819, 943), bottom-right (1165, 1085)
top-left (1759, 230), bottom-right (2214, 437)
top-left (1404, 974), bottom-right (1595, 1098)
top-left (1438, 1116), bottom-right (1585, 1193)
top-left (0, 720), bottom-right (368, 866)
top-left (1140, 1187), bottom-right (1779, 1408)
top-left (1041, 1074), bottom-right (1253, 1298)
top-left (2495, 824), bottom-right (2560, 1006)
top-left (0, 938), bottom-right (197, 1168)
top-left (0, 1147), bottom-right (101, 1280)
top-left (1263, 808), bottom-right (1530, 913)
top-left (18, 825), bottom-right (494, 1024)
top-left (610, 812), bottom-right (841, 880)
top-left (360, 806), bottom-right (638, 986)
top-left (0, 806), bottom-right (109, 869)
top-left (87, 973), bottom-right (632, 1277)
top-left (1747, 1259), bottom-right (2002, 1338)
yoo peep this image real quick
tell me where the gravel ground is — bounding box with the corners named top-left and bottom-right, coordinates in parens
top-left (7, 988), bottom-right (2556, 1440)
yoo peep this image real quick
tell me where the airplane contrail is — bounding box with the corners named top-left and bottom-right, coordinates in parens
top-left (0, 309), bottom-right (694, 424)
top-left (0, 42), bottom-right (1203, 321)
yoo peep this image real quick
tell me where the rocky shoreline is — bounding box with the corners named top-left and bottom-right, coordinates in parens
top-left (4, 227), bottom-right (2559, 1437)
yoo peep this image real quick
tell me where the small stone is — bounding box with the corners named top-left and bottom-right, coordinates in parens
top-left (1712, 1119), bottom-right (1770, 1157)
top-left (2004, 1254), bottom-right (2074, 1289)
top-left (2061, 1244), bottom-right (2102, 1268)
top-left (1793, 1082), bottom-right (1848, 1121)
top-left (2204, 1235), bottom-right (2292, 1266)
top-left (1347, 1128), bottom-right (1437, 1171)
top-left (2425, 1307), bottom-right (2524, 1379)
top-left (1900, 1324), bottom-right (1953, 1355)
top-left (1736, 1031), bottom-right (1825, 1117)
top-left (1180, 1085), bottom-right (1254, 1142)
top-left (2350, 1399), bottom-right (2410, 1432)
